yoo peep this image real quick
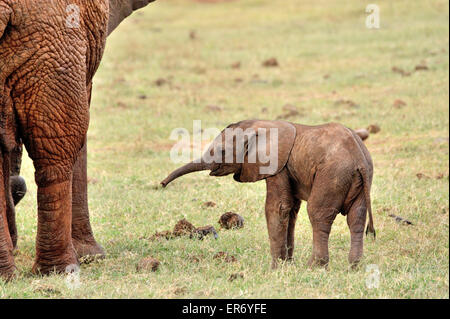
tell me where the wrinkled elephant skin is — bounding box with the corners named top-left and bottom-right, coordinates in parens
top-left (0, 0), bottom-right (155, 278)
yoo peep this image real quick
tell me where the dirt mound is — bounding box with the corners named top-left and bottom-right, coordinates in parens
top-left (149, 219), bottom-right (218, 241)
top-left (213, 252), bottom-right (237, 263)
top-left (219, 212), bottom-right (244, 229)
top-left (173, 219), bottom-right (196, 237)
top-left (262, 57), bottom-right (279, 67)
top-left (136, 257), bottom-right (160, 272)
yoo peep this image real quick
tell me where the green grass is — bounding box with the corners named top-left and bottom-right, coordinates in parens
top-left (1, 0), bottom-right (448, 298)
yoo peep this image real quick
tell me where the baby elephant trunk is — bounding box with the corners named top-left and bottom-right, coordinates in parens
top-left (161, 161), bottom-right (210, 187)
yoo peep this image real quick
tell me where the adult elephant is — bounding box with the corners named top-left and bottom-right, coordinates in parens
top-left (0, 0), bottom-right (156, 279)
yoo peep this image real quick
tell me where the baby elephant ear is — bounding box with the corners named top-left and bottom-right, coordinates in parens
top-left (238, 120), bottom-right (296, 183)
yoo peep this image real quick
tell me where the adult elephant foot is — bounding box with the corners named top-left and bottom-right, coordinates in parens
top-left (1, 153), bottom-right (16, 280)
top-left (31, 177), bottom-right (79, 276)
top-left (0, 232), bottom-right (16, 280)
top-left (72, 237), bottom-right (105, 261)
top-left (31, 248), bottom-right (79, 275)
top-left (0, 260), bottom-right (16, 281)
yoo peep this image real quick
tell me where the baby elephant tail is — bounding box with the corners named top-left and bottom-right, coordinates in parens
top-left (355, 129), bottom-right (370, 141)
top-left (358, 167), bottom-right (376, 239)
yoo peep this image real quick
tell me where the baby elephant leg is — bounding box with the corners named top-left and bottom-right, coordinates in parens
top-left (346, 194), bottom-right (367, 267)
top-left (265, 168), bottom-right (296, 269)
top-left (306, 172), bottom-right (343, 268)
top-left (307, 206), bottom-right (338, 268)
top-left (287, 199), bottom-right (301, 261)
top-left (306, 184), bottom-right (341, 268)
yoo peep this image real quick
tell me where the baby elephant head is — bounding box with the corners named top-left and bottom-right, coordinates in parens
top-left (161, 120), bottom-right (297, 187)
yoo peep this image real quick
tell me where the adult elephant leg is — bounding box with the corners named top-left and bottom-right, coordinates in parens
top-left (31, 160), bottom-right (78, 275)
top-left (265, 168), bottom-right (294, 269)
top-left (71, 141), bottom-right (104, 259)
top-left (346, 193), bottom-right (367, 267)
top-left (24, 81), bottom-right (89, 275)
top-left (0, 151), bottom-right (15, 280)
top-left (71, 82), bottom-right (104, 259)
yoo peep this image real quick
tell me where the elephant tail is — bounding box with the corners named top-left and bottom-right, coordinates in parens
top-left (358, 167), bottom-right (376, 239)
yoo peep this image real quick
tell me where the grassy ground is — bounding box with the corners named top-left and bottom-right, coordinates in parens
top-left (1, 0), bottom-right (448, 298)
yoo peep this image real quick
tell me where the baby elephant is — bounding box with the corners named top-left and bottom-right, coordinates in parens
top-left (161, 120), bottom-right (375, 268)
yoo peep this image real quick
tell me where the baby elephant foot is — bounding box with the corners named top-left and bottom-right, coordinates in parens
top-left (72, 238), bottom-right (105, 262)
top-left (0, 268), bottom-right (16, 282)
top-left (271, 256), bottom-right (292, 269)
top-left (271, 259), bottom-right (279, 270)
top-left (32, 247), bottom-right (79, 275)
top-left (308, 255), bottom-right (329, 269)
top-left (348, 255), bottom-right (362, 270)
top-left (0, 260), bottom-right (16, 281)
top-left (286, 257), bottom-right (295, 265)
